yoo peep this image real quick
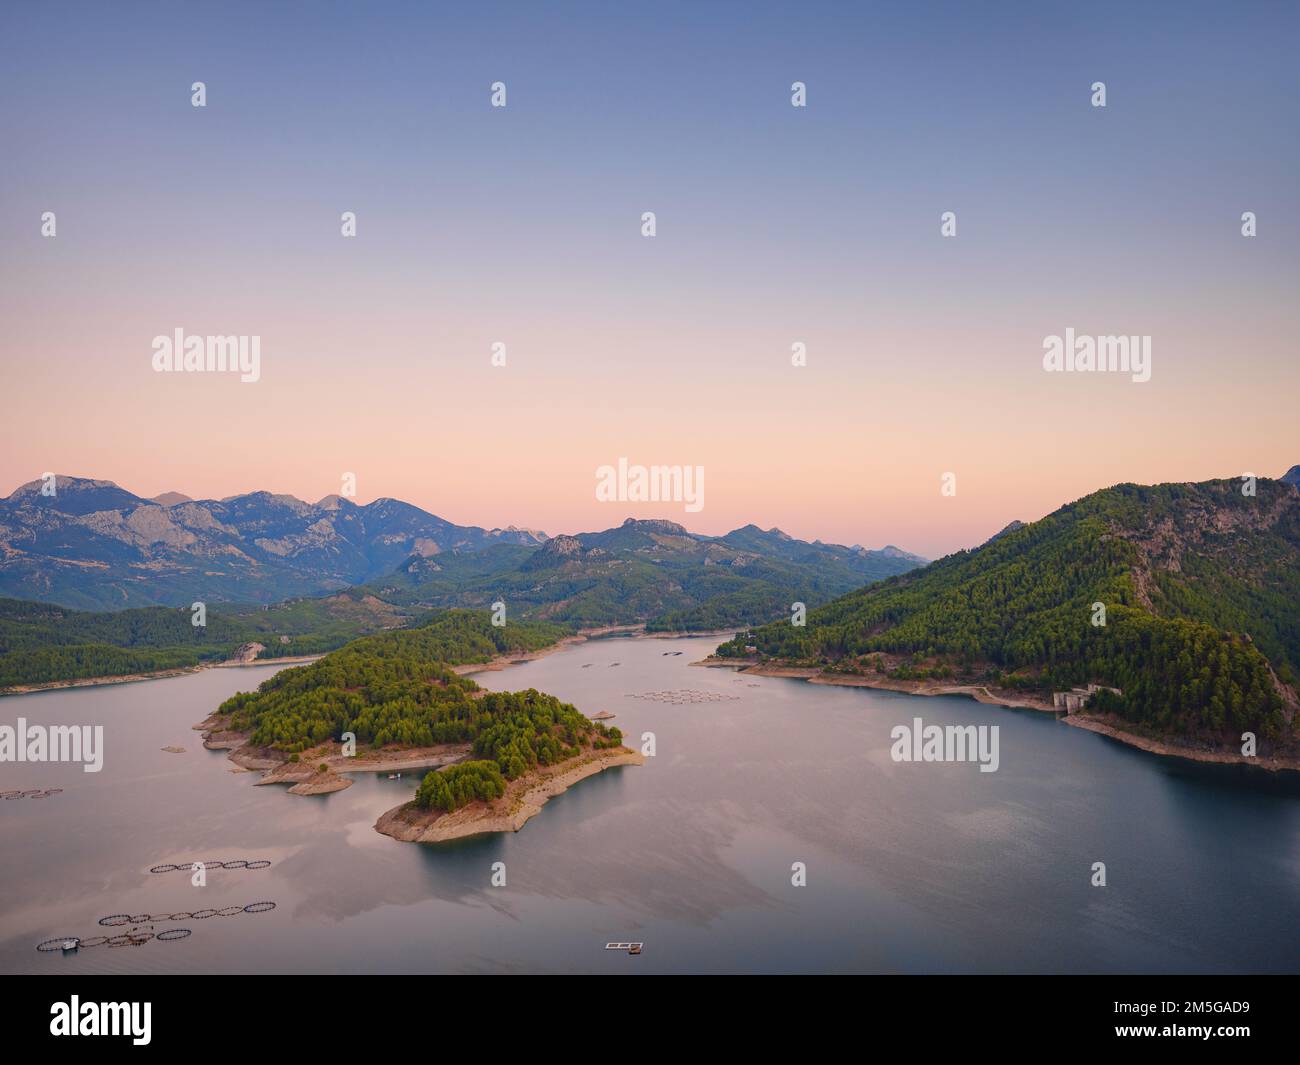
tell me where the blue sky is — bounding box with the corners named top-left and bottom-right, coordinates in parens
top-left (2, 2), bottom-right (1297, 556)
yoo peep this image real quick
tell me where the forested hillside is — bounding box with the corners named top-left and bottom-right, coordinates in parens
top-left (0, 590), bottom-right (411, 689)
top-left (720, 478), bottom-right (1300, 750)
top-left (1, 477), bottom-right (925, 688)
top-left (373, 518), bottom-right (922, 630)
top-left (0, 477), bottom-right (920, 625)
top-left (212, 610), bottom-right (614, 813)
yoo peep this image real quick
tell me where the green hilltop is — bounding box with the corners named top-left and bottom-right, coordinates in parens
top-left (213, 610), bottom-right (619, 814)
top-left (719, 478), bottom-right (1300, 751)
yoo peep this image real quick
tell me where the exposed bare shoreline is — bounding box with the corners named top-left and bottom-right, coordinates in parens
top-left (198, 706), bottom-right (645, 833)
top-left (0, 622), bottom-right (736, 696)
top-left (451, 634), bottom-right (591, 675)
top-left (1060, 714), bottom-right (1300, 772)
top-left (0, 653), bottom-right (326, 695)
top-left (374, 748), bottom-right (646, 843)
top-left (699, 657), bottom-right (1300, 773)
top-left (195, 707), bottom-right (481, 794)
top-left (188, 627), bottom-right (660, 832)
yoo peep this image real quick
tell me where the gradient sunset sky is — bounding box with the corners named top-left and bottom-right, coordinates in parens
top-left (2, 2), bottom-right (1297, 559)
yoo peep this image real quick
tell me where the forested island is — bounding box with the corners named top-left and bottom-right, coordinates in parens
top-left (199, 610), bottom-right (642, 838)
top-left (715, 478), bottom-right (1300, 766)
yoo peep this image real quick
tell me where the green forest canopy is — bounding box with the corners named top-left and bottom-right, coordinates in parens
top-left (215, 610), bottom-right (621, 813)
top-left (0, 589), bottom-right (420, 688)
top-left (721, 480), bottom-right (1298, 745)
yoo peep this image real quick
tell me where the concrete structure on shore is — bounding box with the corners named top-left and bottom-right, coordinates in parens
top-left (1053, 683), bottom-right (1122, 713)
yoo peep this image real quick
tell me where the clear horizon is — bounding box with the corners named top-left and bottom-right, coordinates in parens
top-left (3, 1), bottom-right (1298, 560)
top-left (5, 461), bottom-right (1297, 560)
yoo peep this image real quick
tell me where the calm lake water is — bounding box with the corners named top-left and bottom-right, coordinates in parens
top-left (2, 634), bottom-right (1298, 974)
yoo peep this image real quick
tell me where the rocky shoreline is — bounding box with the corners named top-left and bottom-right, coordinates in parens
top-left (199, 709), bottom-right (645, 836)
top-left (1060, 713), bottom-right (1300, 772)
top-left (195, 709), bottom-right (475, 796)
top-left (189, 628), bottom-right (655, 830)
top-left (374, 748), bottom-right (646, 844)
top-left (697, 656), bottom-right (1300, 773)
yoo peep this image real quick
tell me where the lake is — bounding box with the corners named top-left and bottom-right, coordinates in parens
top-left (2, 634), bottom-right (1298, 974)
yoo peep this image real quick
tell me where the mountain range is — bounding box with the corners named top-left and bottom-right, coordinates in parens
top-left (0, 477), bottom-right (924, 620)
top-left (373, 517), bottom-right (926, 631)
top-left (13, 467), bottom-right (1297, 755)
top-left (0, 476), bottom-right (547, 609)
top-left (0, 476), bottom-right (929, 688)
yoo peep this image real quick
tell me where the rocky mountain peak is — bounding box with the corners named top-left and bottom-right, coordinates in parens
top-left (620, 517), bottom-right (689, 536)
top-left (521, 534), bottom-right (586, 570)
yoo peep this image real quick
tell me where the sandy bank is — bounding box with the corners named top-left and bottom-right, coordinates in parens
top-left (375, 747), bottom-right (646, 844)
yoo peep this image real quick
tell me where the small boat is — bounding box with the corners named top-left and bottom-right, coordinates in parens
top-left (387, 773), bottom-right (401, 780)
